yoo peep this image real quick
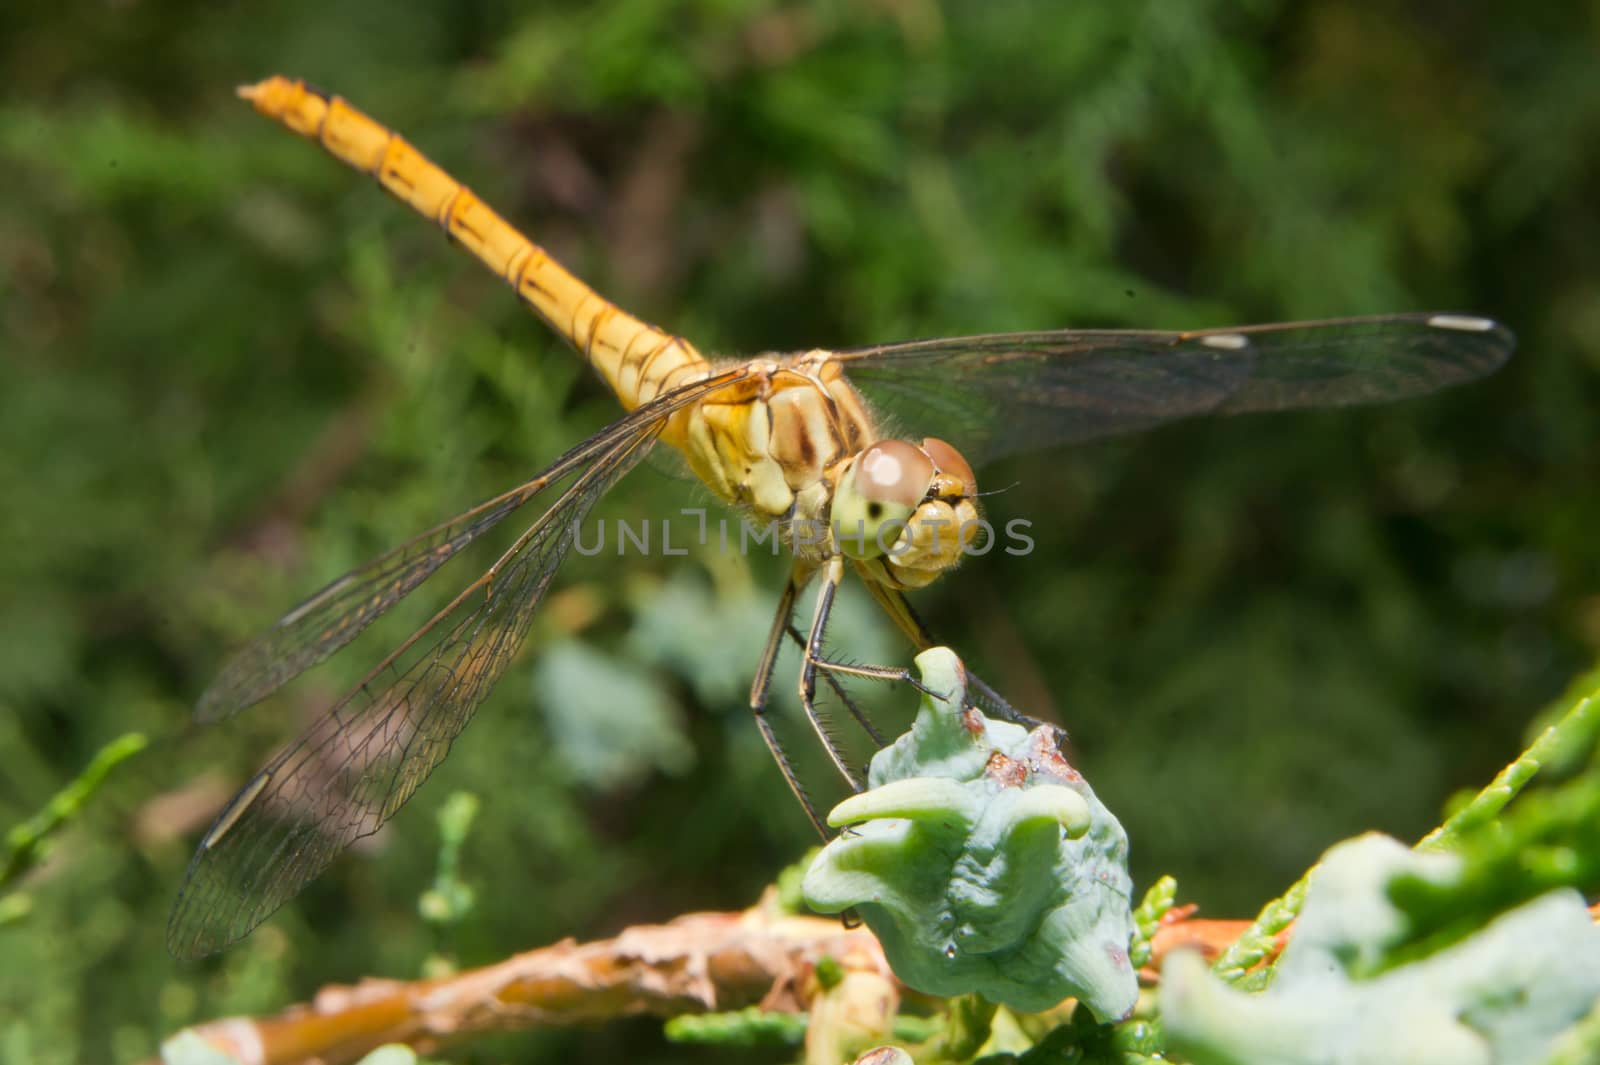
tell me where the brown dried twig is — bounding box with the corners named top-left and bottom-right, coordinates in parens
top-left (159, 899), bottom-right (1279, 1065)
top-left (162, 903), bottom-right (890, 1065)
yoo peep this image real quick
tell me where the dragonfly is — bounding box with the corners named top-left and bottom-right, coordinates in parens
top-left (168, 74), bottom-right (1516, 959)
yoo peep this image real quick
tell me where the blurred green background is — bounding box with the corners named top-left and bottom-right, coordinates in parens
top-left (3, 0), bottom-right (1597, 1062)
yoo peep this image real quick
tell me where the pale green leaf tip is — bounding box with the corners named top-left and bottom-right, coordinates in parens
top-left (1005, 785), bottom-right (1092, 836)
top-left (1162, 833), bottom-right (1600, 1065)
top-left (826, 776), bottom-right (975, 827)
top-left (802, 647), bottom-right (1137, 1021)
top-left (159, 1032), bottom-right (246, 1065)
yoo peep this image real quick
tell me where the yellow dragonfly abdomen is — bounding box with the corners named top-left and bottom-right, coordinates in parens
top-left (238, 76), bottom-right (709, 419)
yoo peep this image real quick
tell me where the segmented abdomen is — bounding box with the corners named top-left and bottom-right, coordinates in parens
top-left (238, 76), bottom-right (709, 411)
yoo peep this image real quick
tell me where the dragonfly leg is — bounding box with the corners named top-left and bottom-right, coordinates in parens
top-left (795, 556), bottom-right (904, 792)
top-left (782, 622), bottom-right (889, 748)
top-left (858, 573), bottom-right (1062, 737)
top-left (807, 656), bottom-right (935, 697)
top-left (964, 670), bottom-right (1061, 737)
top-left (749, 567), bottom-right (835, 839)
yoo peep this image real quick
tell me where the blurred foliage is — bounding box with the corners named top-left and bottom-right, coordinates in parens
top-left (161, 1034), bottom-right (425, 1065)
top-left (1164, 835), bottom-right (1600, 1065)
top-left (666, 1008), bottom-right (811, 1050)
top-left (1212, 668), bottom-right (1600, 995)
top-left (417, 790), bottom-right (480, 976)
top-left (2, 731), bottom-right (145, 891)
top-left (1389, 675), bottom-right (1600, 969)
top-left (1127, 875), bottom-right (1177, 972)
top-left (2, 0), bottom-right (1597, 1063)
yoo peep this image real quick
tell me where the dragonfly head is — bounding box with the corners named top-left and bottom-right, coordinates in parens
top-left (833, 437), bottom-right (982, 586)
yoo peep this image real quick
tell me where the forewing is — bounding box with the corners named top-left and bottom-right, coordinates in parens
top-left (832, 313), bottom-right (1514, 464)
top-left (167, 424), bottom-right (658, 958)
top-left (169, 367), bottom-right (751, 958)
top-left (197, 482), bottom-right (549, 722)
top-left (197, 369), bottom-right (750, 722)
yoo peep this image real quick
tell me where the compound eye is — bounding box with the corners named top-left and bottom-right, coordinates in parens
top-left (855, 440), bottom-right (935, 509)
top-left (922, 437), bottom-right (977, 496)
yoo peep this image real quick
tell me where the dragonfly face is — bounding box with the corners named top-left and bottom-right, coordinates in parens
top-left (831, 437), bottom-right (984, 589)
top-left (164, 76), bottom-right (1517, 960)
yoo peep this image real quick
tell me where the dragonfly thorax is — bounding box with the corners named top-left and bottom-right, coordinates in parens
top-left (675, 353), bottom-right (873, 538)
top-left (671, 355), bottom-right (980, 584)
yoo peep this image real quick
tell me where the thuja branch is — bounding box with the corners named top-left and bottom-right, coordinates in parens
top-left (161, 906), bottom-right (888, 1065)
top-left (157, 901), bottom-right (1254, 1065)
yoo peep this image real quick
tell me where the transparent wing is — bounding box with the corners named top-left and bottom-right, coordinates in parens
top-left (196, 370), bottom-right (749, 723)
top-left (168, 426), bottom-right (655, 958)
top-left (169, 370), bottom-right (749, 959)
top-left (198, 482), bottom-right (548, 722)
top-left (831, 313), bottom-right (1514, 464)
